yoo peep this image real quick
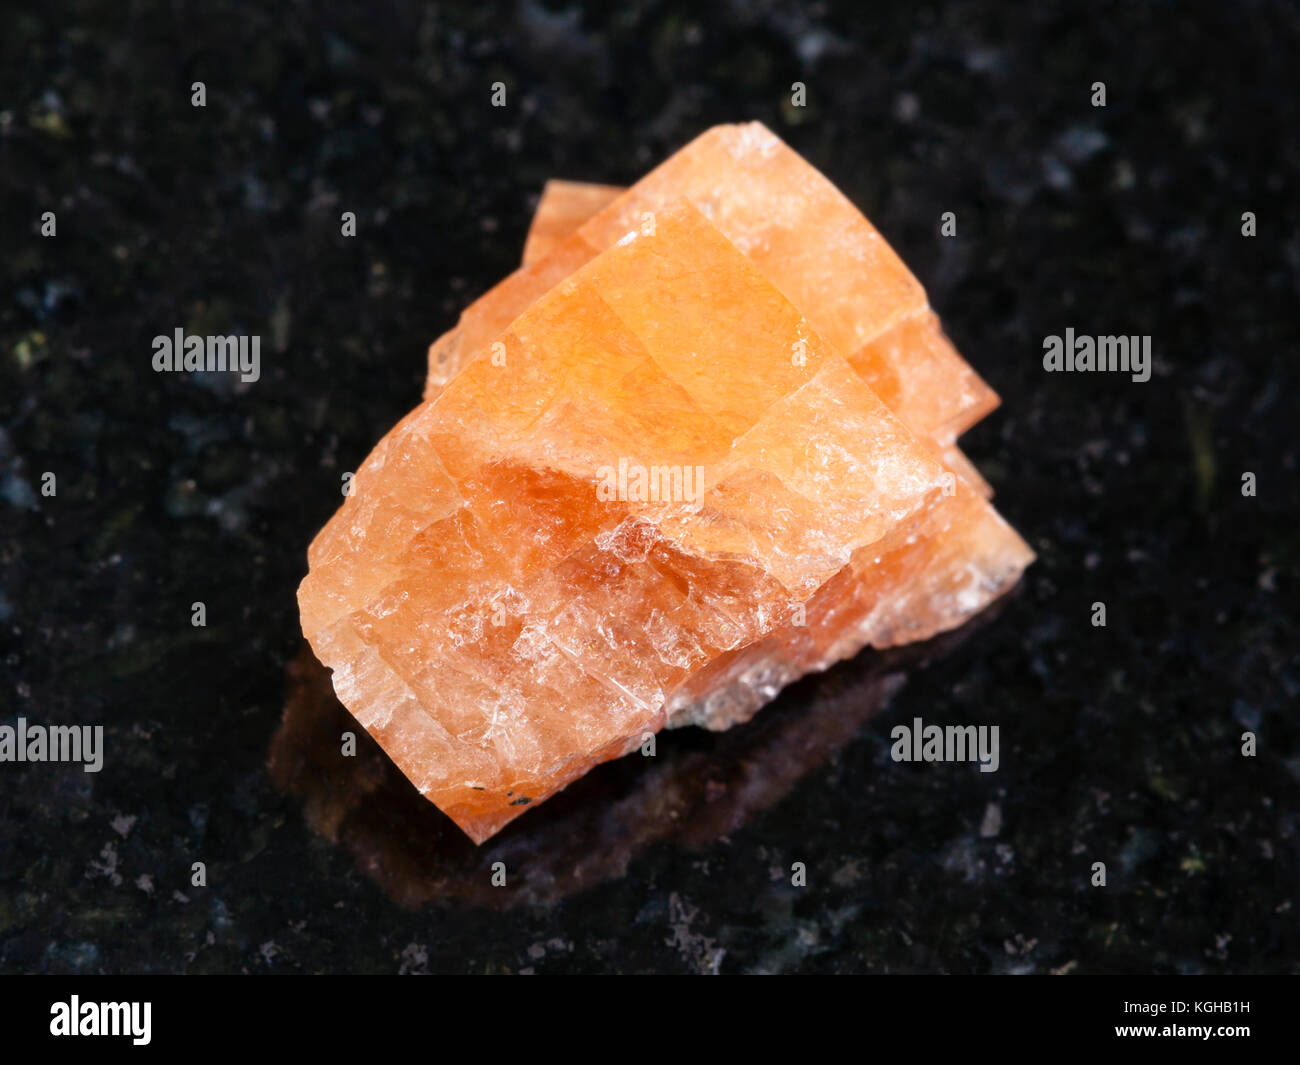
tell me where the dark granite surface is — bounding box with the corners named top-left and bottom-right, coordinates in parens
top-left (1, 0), bottom-right (1297, 974)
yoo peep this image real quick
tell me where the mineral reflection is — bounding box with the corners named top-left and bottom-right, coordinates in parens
top-left (268, 597), bottom-right (1008, 909)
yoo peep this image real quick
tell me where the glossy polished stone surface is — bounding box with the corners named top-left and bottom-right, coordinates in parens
top-left (1, 0), bottom-right (1296, 973)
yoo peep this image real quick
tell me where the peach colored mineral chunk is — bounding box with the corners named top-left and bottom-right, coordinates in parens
top-left (664, 480), bottom-right (1033, 731)
top-left (425, 123), bottom-right (998, 450)
top-left (521, 180), bottom-right (622, 266)
top-left (300, 202), bottom-right (961, 844)
top-left (516, 179), bottom-right (999, 496)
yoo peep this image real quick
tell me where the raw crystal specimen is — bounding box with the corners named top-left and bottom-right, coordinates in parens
top-left (273, 626), bottom-right (983, 908)
top-left (426, 123), bottom-right (998, 453)
top-left (300, 131), bottom-right (1036, 845)
top-left (521, 180), bottom-right (622, 267)
top-left (517, 185), bottom-right (1027, 671)
top-left (503, 177), bottom-right (1026, 730)
top-left (664, 479), bottom-right (1033, 731)
top-left (516, 179), bottom-right (999, 498)
top-left (300, 203), bottom-right (969, 843)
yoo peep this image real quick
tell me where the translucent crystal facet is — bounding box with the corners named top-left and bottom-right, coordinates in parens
top-left (299, 129), bottom-right (1035, 844)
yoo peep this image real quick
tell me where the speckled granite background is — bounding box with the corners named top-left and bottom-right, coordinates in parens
top-left (1, 0), bottom-right (1297, 974)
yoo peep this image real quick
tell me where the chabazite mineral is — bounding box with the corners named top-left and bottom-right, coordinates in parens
top-left (512, 189), bottom-right (1030, 728)
top-left (518, 178), bottom-right (999, 502)
top-left (299, 126), bottom-right (1034, 844)
top-left (426, 123), bottom-right (998, 452)
top-left (521, 179), bottom-right (622, 267)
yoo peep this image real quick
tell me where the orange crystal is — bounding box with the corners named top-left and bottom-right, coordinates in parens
top-left (299, 131), bottom-right (1037, 845)
top-left (505, 178), bottom-right (1025, 698)
top-left (521, 179), bottom-right (622, 266)
top-left (300, 203), bottom-right (973, 843)
top-left (426, 123), bottom-right (998, 452)
top-left (517, 178), bottom-right (999, 498)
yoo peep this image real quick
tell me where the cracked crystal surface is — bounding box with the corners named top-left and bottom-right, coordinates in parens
top-left (300, 137), bottom-right (1034, 844)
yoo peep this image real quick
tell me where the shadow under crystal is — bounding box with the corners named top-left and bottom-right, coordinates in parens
top-left (269, 592), bottom-right (1013, 909)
